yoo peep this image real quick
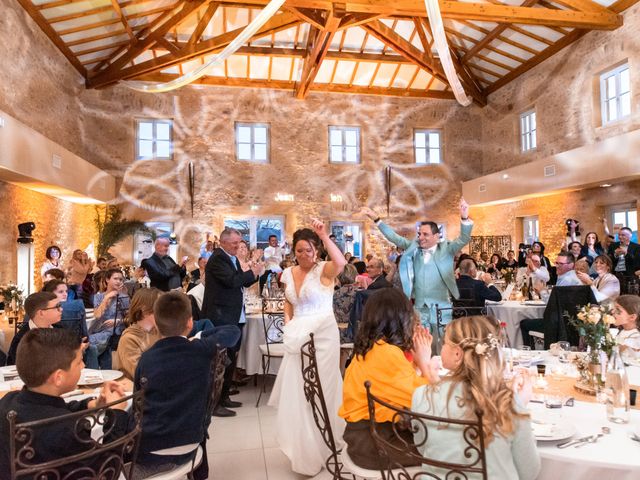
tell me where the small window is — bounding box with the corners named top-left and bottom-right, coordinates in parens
top-left (600, 63), bottom-right (631, 125)
top-left (235, 122), bottom-right (269, 163)
top-left (328, 126), bottom-right (360, 163)
top-left (520, 110), bottom-right (536, 152)
top-left (414, 129), bottom-right (442, 164)
top-left (136, 119), bottom-right (172, 160)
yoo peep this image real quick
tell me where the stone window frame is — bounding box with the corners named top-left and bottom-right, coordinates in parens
top-left (328, 125), bottom-right (361, 164)
top-left (519, 109), bottom-right (536, 153)
top-left (135, 118), bottom-right (173, 161)
top-left (413, 128), bottom-right (443, 164)
top-left (235, 122), bottom-right (270, 163)
top-left (599, 62), bottom-right (631, 126)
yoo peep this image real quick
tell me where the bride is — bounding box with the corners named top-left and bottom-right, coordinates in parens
top-left (268, 218), bottom-right (347, 476)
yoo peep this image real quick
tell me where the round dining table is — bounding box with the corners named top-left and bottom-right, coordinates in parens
top-left (486, 300), bottom-right (546, 347)
top-left (237, 311), bottom-right (281, 376)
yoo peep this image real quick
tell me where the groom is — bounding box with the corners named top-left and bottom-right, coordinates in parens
top-left (362, 199), bottom-right (472, 351)
top-left (202, 228), bottom-right (264, 417)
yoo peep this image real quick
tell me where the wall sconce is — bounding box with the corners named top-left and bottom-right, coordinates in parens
top-left (274, 193), bottom-right (294, 202)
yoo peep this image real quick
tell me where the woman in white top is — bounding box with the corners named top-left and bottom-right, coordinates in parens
top-left (612, 295), bottom-right (640, 362)
top-left (576, 255), bottom-right (620, 302)
top-left (40, 245), bottom-right (62, 280)
top-left (412, 315), bottom-right (540, 480)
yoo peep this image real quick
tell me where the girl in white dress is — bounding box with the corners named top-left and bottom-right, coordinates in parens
top-left (612, 295), bottom-right (640, 362)
top-left (268, 219), bottom-right (347, 476)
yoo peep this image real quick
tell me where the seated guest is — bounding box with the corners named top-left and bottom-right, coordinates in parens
top-left (0, 329), bottom-right (127, 479)
top-left (576, 255), bottom-right (620, 302)
top-left (531, 241), bottom-right (551, 270)
top-left (412, 316), bottom-right (540, 480)
top-left (533, 252), bottom-right (582, 303)
top-left (366, 257), bottom-right (392, 290)
top-left (189, 256), bottom-right (207, 289)
top-left (90, 268), bottom-right (129, 369)
top-left (133, 291), bottom-right (241, 478)
top-left (503, 250), bottom-right (518, 268)
top-left (567, 241), bottom-right (583, 262)
top-left (117, 288), bottom-right (161, 381)
top-left (486, 253), bottom-right (503, 275)
top-left (7, 292), bottom-right (62, 365)
top-left (456, 259), bottom-right (502, 307)
top-left (339, 288), bottom-right (436, 470)
top-left (42, 280), bottom-right (99, 369)
top-left (515, 253), bottom-right (550, 286)
top-left (333, 264), bottom-right (359, 343)
top-left (612, 295), bottom-right (640, 362)
top-left (43, 268), bottom-right (76, 300)
top-left (353, 261), bottom-right (371, 289)
top-left (187, 273), bottom-right (205, 312)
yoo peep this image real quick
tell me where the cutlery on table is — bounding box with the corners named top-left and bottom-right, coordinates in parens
top-left (557, 436), bottom-right (593, 448)
top-left (575, 434), bottom-right (603, 448)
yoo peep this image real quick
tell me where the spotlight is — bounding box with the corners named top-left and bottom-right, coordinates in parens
top-left (17, 222), bottom-right (36, 244)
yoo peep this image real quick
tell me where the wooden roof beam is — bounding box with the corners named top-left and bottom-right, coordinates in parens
top-left (362, 19), bottom-right (487, 105)
top-left (134, 72), bottom-right (458, 98)
top-left (87, 12), bottom-right (301, 87)
top-left (287, 7), bottom-right (326, 30)
top-left (295, 9), bottom-right (341, 99)
top-left (188, 2), bottom-right (220, 45)
top-left (111, 0), bottom-right (136, 40)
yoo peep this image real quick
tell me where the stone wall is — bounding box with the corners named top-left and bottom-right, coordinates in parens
top-left (0, 180), bottom-right (99, 289)
top-left (480, 3), bottom-right (640, 174)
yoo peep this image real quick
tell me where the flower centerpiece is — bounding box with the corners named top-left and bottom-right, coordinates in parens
top-left (569, 303), bottom-right (616, 395)
top-left (500, 267), bottom-right (516, 285)
top-left (1, 283), bottom-right (25, 324)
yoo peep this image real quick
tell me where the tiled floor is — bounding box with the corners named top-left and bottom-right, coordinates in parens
top-left (206, 381), bottom-right (334, 480)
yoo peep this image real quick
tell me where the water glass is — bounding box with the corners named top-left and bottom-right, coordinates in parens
top-left (544, 388), bottom-right (563, 422)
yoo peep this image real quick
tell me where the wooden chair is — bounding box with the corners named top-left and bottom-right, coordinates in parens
top-left (364, 381), bottom-right (488, 480)
top-left (256, 297), bottom-right (285, 407)
top-left (7, 389), bottom-right (144, 480)
top-left (300, 333), bottom-right (354, 480)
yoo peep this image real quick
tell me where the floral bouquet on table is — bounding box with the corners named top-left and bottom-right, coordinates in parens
top-left (500, 267), bottom-right (516, 285)
top-left (1, 283), bottom-right (25, 323)
top-left (568, 303), bottom-right (617, 394)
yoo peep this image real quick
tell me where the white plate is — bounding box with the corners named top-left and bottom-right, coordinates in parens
top-left (78, 369), bottom-right (123, 386)
top-left (532, 420), bottom-right (576, 441)
top-left (522, 300), bottom-right (546, 306)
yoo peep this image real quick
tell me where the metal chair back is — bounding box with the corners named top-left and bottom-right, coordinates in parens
top-left (8, 388), bottom-right (145, 480)
top-left (301, 334), bottom-right (354, 480)
top-left (364, 381), bottom-right (488, 480)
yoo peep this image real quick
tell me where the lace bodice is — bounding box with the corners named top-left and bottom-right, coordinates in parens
top-left (281, 262), bottom-right (335, 317)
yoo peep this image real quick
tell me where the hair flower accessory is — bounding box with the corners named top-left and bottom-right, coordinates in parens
top-left (466, 333), bottom-right (500, 357)
top-left (475, 343), bottom-right (489, 355)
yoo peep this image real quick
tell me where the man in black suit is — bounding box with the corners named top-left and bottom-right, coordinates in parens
top-left (456, 259), bottom-right (502, 307)
top-left (366, 257), bottom-right (392, 290)
top-left (202, 228), bottom-right (264, 417)
top-left (141, 238), bottom-right (187, 292)
top-left (607, 227), bottom-right (640, 290)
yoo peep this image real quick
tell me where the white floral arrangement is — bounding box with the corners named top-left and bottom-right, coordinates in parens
top-left (570, 303), bottom-right (616, 360)
top-left (1, 282), bottom-right (25, 312)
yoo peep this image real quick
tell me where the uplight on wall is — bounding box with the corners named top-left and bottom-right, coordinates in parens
top-left (330, 194), bottom-right (343, 202)
top-left (250, 205), bottom-right (259, 211)
top-left (274, 193), bottom-right (294, 202)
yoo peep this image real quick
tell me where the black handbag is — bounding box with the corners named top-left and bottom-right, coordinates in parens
top-left (108, 296), bottom-right (127, 351)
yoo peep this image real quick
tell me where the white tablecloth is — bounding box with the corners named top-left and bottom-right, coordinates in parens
top-left (237, 312), bottom-right (281, 376)
top-left (533, 400), bottom-right (640, 480)
top-left (486, 301), bottom-right (546, 348)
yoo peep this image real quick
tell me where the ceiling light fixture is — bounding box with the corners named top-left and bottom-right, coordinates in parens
top-left (424, 0), bottom-right (471, 107)
top-left (600, 184), bottom-right (612, 188)
top-left (124, 0), bottom-right (286, 93)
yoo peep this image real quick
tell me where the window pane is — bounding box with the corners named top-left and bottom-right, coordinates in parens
top-left (627, 211), bottom-right (638, 232)
top-left (330, 129), bottom-right (343, 146)
top-left (238, 143), bottom-right (252, 160)
top-left (256, 219), bottom-right (282, 249)
top-left (530, 113), bottom-right (536, 130)
top-left (138, 122), bottom-right (153, 140)
top-left (345, 146), bottom-right (358, 163)
top-left (608, 98), bottom-right (618, 121)
top-left (522, 115), bottom-right (529, 133)
top-left (524, 134), bottom-right (530, 151)
top-left (607, 75), bottom-right (617, 99)
top-left (415, 132), bottom-right (426, 148)
top-left (344, 129), bottom-right (358, 146)
top-left (614, 212), bottom-right (626, 225)
top-left (138, 140), bottom-right (153, 158)
top-left (330, 146), bottom-right (343, 162)
top-left (156, 140), bottom-right (171, 158)
top-left (254, 126), bottom-right (267, 144)
top-left (620, 68), bottom-right (630, 93)
top-left (428, 133), bottom-right (440, 148)
top-left (620, 92), bottom-right (631, 117)
top-left (237, 126), bottom-right (252, 143)
top-left (521, 134), bottom-right (527, 151)
top-left (429, 148), bottom-right (440, 164)
top-left (415, 148), bottom-right (426, 164)
top-left (224, 219), bottom-right (250, 243)
top-left (254, 144), bottom-right (267, 161)
top-left (156, 122), bottom-right (171, 140)
top-left (531, 130), bottom-right (536, 149)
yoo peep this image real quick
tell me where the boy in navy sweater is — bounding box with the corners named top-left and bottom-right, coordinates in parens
top-left (133, 290), bottom-right (240, 478)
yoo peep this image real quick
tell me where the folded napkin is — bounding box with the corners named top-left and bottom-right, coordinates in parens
top-left (532, 422), bottom-right (555, 437)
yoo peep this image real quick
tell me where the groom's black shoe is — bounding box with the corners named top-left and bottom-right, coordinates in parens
top-left (221, 397), bottom-right (242, 408)
top-left (213, 405), bottom-right (236, 417)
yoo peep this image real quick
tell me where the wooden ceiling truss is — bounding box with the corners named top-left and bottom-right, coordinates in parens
top-left (13, 0), bottom-right (639, 102)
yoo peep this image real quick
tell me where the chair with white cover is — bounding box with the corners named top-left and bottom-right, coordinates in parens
top-left (256, 297), bottom-right (285, 407)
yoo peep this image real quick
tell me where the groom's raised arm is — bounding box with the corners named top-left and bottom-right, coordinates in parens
top-left (361, 207), bottom-right (412, 250)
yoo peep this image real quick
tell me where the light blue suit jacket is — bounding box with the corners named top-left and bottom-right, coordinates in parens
top-left (377, 220), bottom-right (473, 305)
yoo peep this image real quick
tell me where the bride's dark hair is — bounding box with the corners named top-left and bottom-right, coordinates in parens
top-left (354, 288), bottom-right (415, 359)
top-left (292, 228), bottom-right (320, 251)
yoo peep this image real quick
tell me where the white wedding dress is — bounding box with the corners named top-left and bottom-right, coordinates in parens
top-left (268, 261), bottom-right (345, 476)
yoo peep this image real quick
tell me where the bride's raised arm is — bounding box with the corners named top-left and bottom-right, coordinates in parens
top-left (310, 218), bottom-right (347, 282)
